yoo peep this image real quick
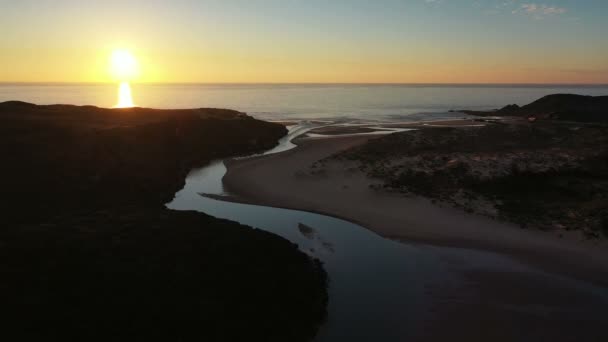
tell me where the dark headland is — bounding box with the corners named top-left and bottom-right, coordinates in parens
top-left (455, 93), bottom-right (608, 122)
top-left (0, 102), bottom-right (327, 341)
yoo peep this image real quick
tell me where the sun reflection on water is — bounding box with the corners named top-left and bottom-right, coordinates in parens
top-left (115, 82), bottom-right (135, 108)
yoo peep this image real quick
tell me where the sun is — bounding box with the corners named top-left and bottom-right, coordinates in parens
top-left (110, 49), bottom-right (139, 81)
top-left (110, 49), bottom-right (139, 108)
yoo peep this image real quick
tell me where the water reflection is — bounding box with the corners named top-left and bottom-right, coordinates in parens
top-left (115, 82), bottom-right (135, 108)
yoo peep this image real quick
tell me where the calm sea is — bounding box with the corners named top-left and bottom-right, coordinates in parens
top-left (1, 83), bottom-right (607, 122)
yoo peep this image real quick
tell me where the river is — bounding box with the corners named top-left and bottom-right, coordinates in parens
top-left (167, 124), bottom-right (608, 341)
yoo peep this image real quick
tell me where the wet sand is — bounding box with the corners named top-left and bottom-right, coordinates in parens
top-left (304, 118), bottom-right (494, 136)
top-left (223, 134), bottom-right (608, 286)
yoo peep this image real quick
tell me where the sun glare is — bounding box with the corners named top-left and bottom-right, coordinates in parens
top-left (110, 50), bottom-right (139, 81)
top-left (115, 82), bottom-right (135, 108)
top-left (110, 50), bottom-right (138, 108)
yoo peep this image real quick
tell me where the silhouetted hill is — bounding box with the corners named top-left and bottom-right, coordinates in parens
top-left (500, 94), bottom-right (608, 121)
top-left (0, 102), bottom-right (327, 341)
top-left (0, 102), bottom-right (282, 212)
top-left (457, 94), bottom-right (608, 122)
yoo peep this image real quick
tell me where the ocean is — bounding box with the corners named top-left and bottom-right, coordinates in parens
top-left (1, 83), bottom-right (607, 122)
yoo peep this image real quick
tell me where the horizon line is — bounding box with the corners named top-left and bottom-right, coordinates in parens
top-left (1, 82), bottom-right (608, 87)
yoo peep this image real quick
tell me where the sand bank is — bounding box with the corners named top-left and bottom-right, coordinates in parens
top-left (223, 134), bottom-right (608, 285)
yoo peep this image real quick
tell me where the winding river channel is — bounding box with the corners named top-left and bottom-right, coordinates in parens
top-left (167, 124), bottom-right (608, 341)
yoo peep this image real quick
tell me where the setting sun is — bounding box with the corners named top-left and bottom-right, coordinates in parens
top-left (110, 50), bottom-right (138, 108)
top-left (110, 50), bottom-right (139, 81)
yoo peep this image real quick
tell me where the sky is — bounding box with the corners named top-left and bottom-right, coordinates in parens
top-left (0, 0), bottom-right (607, 84)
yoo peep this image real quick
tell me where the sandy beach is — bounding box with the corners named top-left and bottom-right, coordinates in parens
top-left (223, 133), bottom-right (608, 285)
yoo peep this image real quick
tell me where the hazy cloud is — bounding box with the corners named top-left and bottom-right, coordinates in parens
top-left (514, 3), bottom-right (567, 18)
top-left (427, 1), bottom-right (568, 18)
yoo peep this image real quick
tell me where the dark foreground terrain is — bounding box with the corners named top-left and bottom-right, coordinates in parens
top-left (0, 101), bottom-right (327, 341)
top-left (330, 113), bottom-right (608, 240)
